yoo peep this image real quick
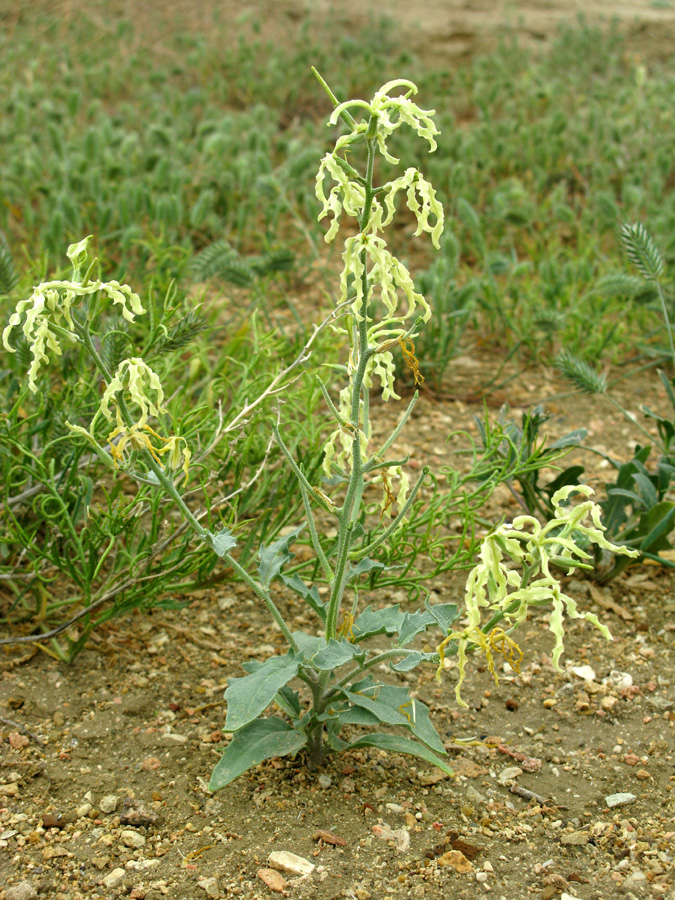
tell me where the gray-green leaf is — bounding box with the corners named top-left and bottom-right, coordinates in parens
top-left (208, 718), bottom-right (306, 791)
top-left (347, 732), bottom-right (454, 777)
top-left (312, 638), bottom-right (363, 670)
top-left (425, 601), bottom-right (460, 634)
top-left (346, 557), bottom-right (386, 583)
top-left (280, 574), bottom-right (326, 621)
top-left (257, 524), bottom-right (305, 587)
top-left (352, 605), bottom-right (405, 641)
top-left (390, 650), bottom-right (438, 671)
top-left (224, 655), bottom-right (300, 732)
top-left (210, 527), bottom-right (237, 557)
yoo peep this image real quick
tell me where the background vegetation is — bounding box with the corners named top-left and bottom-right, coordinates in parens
top-left (2, 2), bottom-right (674, 657)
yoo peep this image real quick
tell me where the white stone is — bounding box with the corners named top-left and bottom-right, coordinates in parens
top-left (605, 792), bottom-right (637, 808)
top-left (318, 774), bottom-right (332, 789)
top-left (497, 766), bottom-right (523, 785)
top-left (102, 868), bottom-right (125, 888)
top-left (197, 875), bottom-right (221, 898)
top-left (571, 665), bottom-right (596, 681)
top-left (76, 802), bottom-right (93, 818)
top-left (606, 670), bottom-right (633, 690)
top-left (268, 850), bottom-right (315, 876)
top-left (560, 894), bottom-right (582, 900)
top-left (120, 829), bottom-right (146, 848)
top-left (99, 794), bottom-right (118, 813)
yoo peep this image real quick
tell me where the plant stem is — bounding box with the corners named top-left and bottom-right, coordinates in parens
top-left (655, 279), bottom-right (675, 367)
top-left (604, 392), bottom-right (666, 455)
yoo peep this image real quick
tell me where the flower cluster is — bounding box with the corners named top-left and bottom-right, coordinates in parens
top-left (438, 485), bottom-right (639, 706)
top-left (316, 80), bottom-right (444, 512)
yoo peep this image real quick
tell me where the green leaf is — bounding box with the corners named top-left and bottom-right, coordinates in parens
top-left (549, 429), bottom-right (587, 450)
top-left (224, 655), bottom-right (300, 732)
top-left (312, 638), bottom-right (364, 670)
top-left (211, 528), bottom-right (237, 557)
top-left (390, 650), bottom-right (438, 671)
top-left (347, 733), bottom-right (454, 777)
top-left (290, 631), bottom-right (326, 659)
top-left (280, 574), bottom-right (326, 621)
top-left (208, 718), bottom-right (306, 791)
top-left (632, 473), bottom-right (658, 509)
top-left (638, 501), bottom-right (675, 552)
top-left (335, 706), bottom-right (380, 726)
top-left (275, 685), bottom-right (302, 719)
top-left (398, 610), bottom-right (435, 646)
top-left (257, 524), bottom-right (305, 587)
top-left (352, 605), bottom-right (405, 641)
top-left (346, 557), bottom-right (386, 582)
top-left (424, 601), bottom-right (460, 633)
top-left (401, 697), bottom-right (446, 754)
top-left (342, 690), bottom-right (410, 727)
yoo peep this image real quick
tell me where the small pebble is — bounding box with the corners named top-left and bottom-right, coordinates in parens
top-left (6, 883), bottom-right (38, 900)
top-left (120, 829), bottom-right (146, 848)
top-left (268, 850), bottom-right (315, 876)
top-left (623, 871), bottom-right (647, 890)
top-left (560, 831), bottom-right (588, 846)
top-left (571, 665), bottom-right (596, 681)
top-left (197, 875), bottom-right (221, 898)
top-left (257, 869), bottom-right (287, 894)
top-left (317, 774), bottom-right (332, 789)
top-left (76, 802), bottom-right (92, 819)
top-left (99, 795), bottom-right (118, 814)
top-left (606, 670), bottom-right (633, 689)
top-left (605, 792), bottom-right (637, 808)
top-left (102, 868), bottom-right (125, 888)
top-left (497, 766), bottom-right (522, 785)
top-left (476, 871), bottom-right (488, 883)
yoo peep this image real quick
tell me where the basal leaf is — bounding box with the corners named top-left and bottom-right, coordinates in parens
top-left (275, 685), bottom-right (302, 719)
top-left (224, 655), bottom-right (300, 732)
top-left (638, 501), bottom-right (675, 552)
top-left (400, 697), bottom-right (446, 753)
top-left (347, 733), bottom-right (454, 777)
top-left (632, 473), bottom-right (658, 509)
top-left (342, 690), bottom-right (410, 727)
top-left (208, 718), bottom-right (306, 791)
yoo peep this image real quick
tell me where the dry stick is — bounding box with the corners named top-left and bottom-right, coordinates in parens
top-left (0, 715), bottom-right (44, 745)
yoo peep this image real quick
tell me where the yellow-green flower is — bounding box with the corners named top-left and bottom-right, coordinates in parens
top-left (100, 358), bottom-right (165, 426)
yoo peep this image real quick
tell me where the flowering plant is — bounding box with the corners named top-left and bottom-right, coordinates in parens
top-left (2, 77), bottom-right (635, 787)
